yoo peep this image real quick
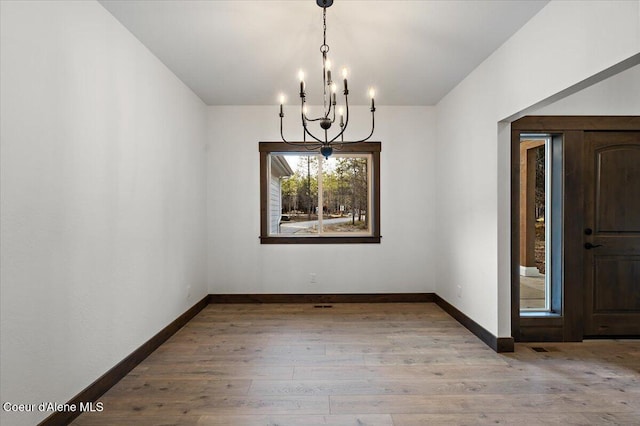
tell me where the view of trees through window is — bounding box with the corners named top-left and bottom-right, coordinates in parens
top-left (534, 145), bottom-right (546, 275)
top-left (272, 153), bottom-right (371, 235)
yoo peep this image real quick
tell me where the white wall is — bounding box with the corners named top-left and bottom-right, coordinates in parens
top-left (436, 0), bottom-right (640, 337)
top-left (534, 64), bottom-right (640, 115)
top-left (0, 2), bottom-right (208, 425)
top-left (207, 106), bottom-right (436, 294)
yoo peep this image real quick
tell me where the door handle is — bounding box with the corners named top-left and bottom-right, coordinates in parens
top-left (584, 242), bottom-right (603, 250)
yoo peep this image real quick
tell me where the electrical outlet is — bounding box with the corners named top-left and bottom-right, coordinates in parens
top-left (309, 273), bottom-right (317, 284)
top-left (456, 285), bottom-right (462, 298)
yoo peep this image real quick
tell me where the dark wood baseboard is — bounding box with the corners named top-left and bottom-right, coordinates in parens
top-left (435, 295), bottom-right (514, 353)
top-left (38, 295), bottom-right (210, 426)
top-left (40, 291), bottom-right (510, 426)
top-left (208, 293), bottom-right (436, 304)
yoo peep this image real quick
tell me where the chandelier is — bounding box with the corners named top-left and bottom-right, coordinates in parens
top-left (278, 0), bottom-right (376, 158)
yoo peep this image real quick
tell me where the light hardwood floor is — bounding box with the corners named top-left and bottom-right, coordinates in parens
top-left (72, 303), bottom-right (640, 425)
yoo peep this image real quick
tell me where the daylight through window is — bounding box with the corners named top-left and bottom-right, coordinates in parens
top-left (260, 142), bottom-right (380, 244)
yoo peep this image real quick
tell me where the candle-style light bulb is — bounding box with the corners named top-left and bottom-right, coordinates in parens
top-left (325, 59), bottom-right (332, 84)
top-left (303, 105), bottom-right (308, 115)
top-left (299, 70), bottom-right (305, 96)
top-left (342, 68), bottom-right (348, 93)
top-left (279, 93), bottom-right (285, 116)
top-left (338, 106), bottom-right (344, 126)
top-left (331, 83), bottom-right (337, 93)
top-left (369, 87), bottom-right (375, 111)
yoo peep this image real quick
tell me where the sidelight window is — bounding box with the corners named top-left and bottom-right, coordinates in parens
top-left (519, 134), bottom-right (562, 314)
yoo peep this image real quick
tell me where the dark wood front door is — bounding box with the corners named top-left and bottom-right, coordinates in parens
top-left (583, 131), bottom-right (640, 336)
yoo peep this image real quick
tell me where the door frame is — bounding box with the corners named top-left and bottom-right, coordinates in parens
top-left (511, 116), bottom-right (640, 342)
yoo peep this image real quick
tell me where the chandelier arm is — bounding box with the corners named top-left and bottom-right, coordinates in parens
top-left (301, 114), bottom-right (325, 144)
top-left (329, 95), bottom-right (376, 145)
top-left (305, 111), bottom-right (334, 122)
top-left (360, 109), bottom-right (376, 142)
top-left (333, 109), bottom-right (375, 145)
top-left (305, 115), bottom-right (325, 122)
top-left (281, 115), bottom-right (320, 148)
top-left (328, 77), bottom-right (337, 120)
top-left (304, 126), bottom-right (325, 144)
top-left (280, 117), bottom-right (322, 151)
top-left (300, 98), bottom-right (324, 143)
top-left (303, 101), bottom-right (324, 122)
top-left (302, 99), bottom-right (328, 124)
top-left (280, 112), bottom-right (322, 148)
top-left (280, 114), bottom-right (292, 144)
top-left (322, 53), bottom-right (328, 115)
top-left (329, 94), bottom-right (350, 143)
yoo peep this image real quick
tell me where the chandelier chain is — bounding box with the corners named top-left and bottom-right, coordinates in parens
top-left (323, 7), bottom-right (327, 48)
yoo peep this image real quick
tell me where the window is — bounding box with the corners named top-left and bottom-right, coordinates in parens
top-left (518, 134), bottom-right (563, 315)
top-left (259, 141), bottom-right (380, 244)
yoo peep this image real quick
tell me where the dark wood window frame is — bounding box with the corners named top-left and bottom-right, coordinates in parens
top-left (259, 141), bottom-right (381, 244)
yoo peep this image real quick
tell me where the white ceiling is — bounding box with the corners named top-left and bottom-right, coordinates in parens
top-left (99, 0), bottom-right (549, 106)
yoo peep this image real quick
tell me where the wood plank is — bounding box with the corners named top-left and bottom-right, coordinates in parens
top-left (103, 378), bottom-right (252, 397)
top-left (393, 413), bottom-right (593, 426)
top-left (196, 414), bottom-right (393, 425)
top-left (73, 415), bottom-right (199, 426)
top-left (140, 365), bottom-right (295, 380)
top-left (582, 412), bottom-right (640, 425)
top-left (70, 303), bottom-right (640, 425)
top-left (194, 343), bottom-right (327, 356)
top-left (248, 377), bottom-right (625, 396)
top-left (143, 353), bottom-right (365, 367)
top-left (329, 393), bottom-right (640, 414)
top-left (96, 395), bottom-right (330, 416)
top-left (293, 365), bottom-right (548, 381)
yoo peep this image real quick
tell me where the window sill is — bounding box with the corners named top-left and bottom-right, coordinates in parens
top-left (520, 311), bottom-right (561, 318)
top-left (260, 236), bottom-right (381, 244)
